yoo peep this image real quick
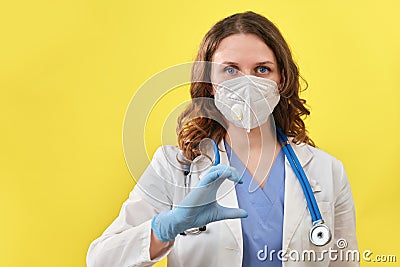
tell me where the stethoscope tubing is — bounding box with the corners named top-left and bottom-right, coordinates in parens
top-left (213, 140), bottom-right (221, 165)
top-left (276, 127), bottom-right (322, 224)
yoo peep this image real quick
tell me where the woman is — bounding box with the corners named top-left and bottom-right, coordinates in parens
top-left (87, 11), bottom-right (358, 267)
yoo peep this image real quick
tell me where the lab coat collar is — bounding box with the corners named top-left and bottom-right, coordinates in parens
top-left (287, 137), bottom-right (313, 168)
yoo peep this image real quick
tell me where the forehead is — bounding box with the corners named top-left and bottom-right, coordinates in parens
top-left (212, 33), bottom-right (277, 64)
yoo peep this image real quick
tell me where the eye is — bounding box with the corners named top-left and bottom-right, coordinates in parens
top-left (256, 66), bottom-right (270, 74)
top-left (224, 66), bottom-right (238, 75)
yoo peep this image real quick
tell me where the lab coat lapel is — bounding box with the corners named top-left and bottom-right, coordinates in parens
top-left (282, 140), bottom-right (315, 252)
top-left (193, 140), bottom-right (243, 253)
top-left (217, 141), bottom-right (243, 253)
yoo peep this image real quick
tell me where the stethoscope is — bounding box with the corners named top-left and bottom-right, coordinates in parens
top-left (275, 127), bottom-right (332, 246)
top-left (181, 127), bottom-right (331, 246)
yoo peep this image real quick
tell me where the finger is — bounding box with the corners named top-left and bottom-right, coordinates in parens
top-left (218, 166), bottom-right (241, 184)
top-left (201, 165), bottom-right (240, 185)
top-left (215, 206), bottom-right (248, 221)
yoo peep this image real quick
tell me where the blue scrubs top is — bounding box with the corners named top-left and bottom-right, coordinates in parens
top-left (225, 142), bottom-right (285, 267)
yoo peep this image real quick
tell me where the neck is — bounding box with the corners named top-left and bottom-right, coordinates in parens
top-left (224, 116), bottom-right (279, 153)
top-left (224, 117), bottom-right (281, 189)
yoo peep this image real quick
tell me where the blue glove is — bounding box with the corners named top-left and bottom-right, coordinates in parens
top-left (151, 164), bottom-right (248, 242)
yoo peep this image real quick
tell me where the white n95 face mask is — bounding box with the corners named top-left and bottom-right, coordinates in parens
top-left (214, 75), bottom-right (280, 132)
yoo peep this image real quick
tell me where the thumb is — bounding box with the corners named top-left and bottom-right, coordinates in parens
top-left (215, 206), bottom-right (248, 221)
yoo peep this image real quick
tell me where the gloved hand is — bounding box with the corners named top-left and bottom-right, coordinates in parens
top-left (151, 164), bottom-right (248, 242)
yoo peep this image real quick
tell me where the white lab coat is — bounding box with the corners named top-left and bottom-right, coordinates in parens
top-left (87, 139), bottom-right (359, 267)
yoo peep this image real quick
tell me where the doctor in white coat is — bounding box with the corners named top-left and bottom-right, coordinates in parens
top-left (87, 11), bottom-right (358, 267)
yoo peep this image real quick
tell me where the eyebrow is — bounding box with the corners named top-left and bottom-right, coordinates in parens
top-left (221, 61), bottom-right (275, 65)
top-left (257, 61), bottom-right (275, 65)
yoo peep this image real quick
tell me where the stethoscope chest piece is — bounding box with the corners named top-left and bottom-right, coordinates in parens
top-left (309, 222), bottom-right (331, 246)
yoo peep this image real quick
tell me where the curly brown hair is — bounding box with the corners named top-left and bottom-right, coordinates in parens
top-left (177, 11), bottom-right (314, 161)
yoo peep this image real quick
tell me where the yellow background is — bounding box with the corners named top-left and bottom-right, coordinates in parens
top-left (1, 0), bottom-right (399, 266)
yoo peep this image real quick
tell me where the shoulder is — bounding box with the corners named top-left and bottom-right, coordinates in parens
top-left (292, 141), bottom-right (344, 170)
top-left (294, 143), bottom-right (350, 198)
top-left (308, 145), bottom-right (345, 174)
top-left (151, 145), bottom-right (181, 164)
top-left (150, 145), bottom-right (188, 175)
top-left (290, 141), bottom-right (347, 192)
